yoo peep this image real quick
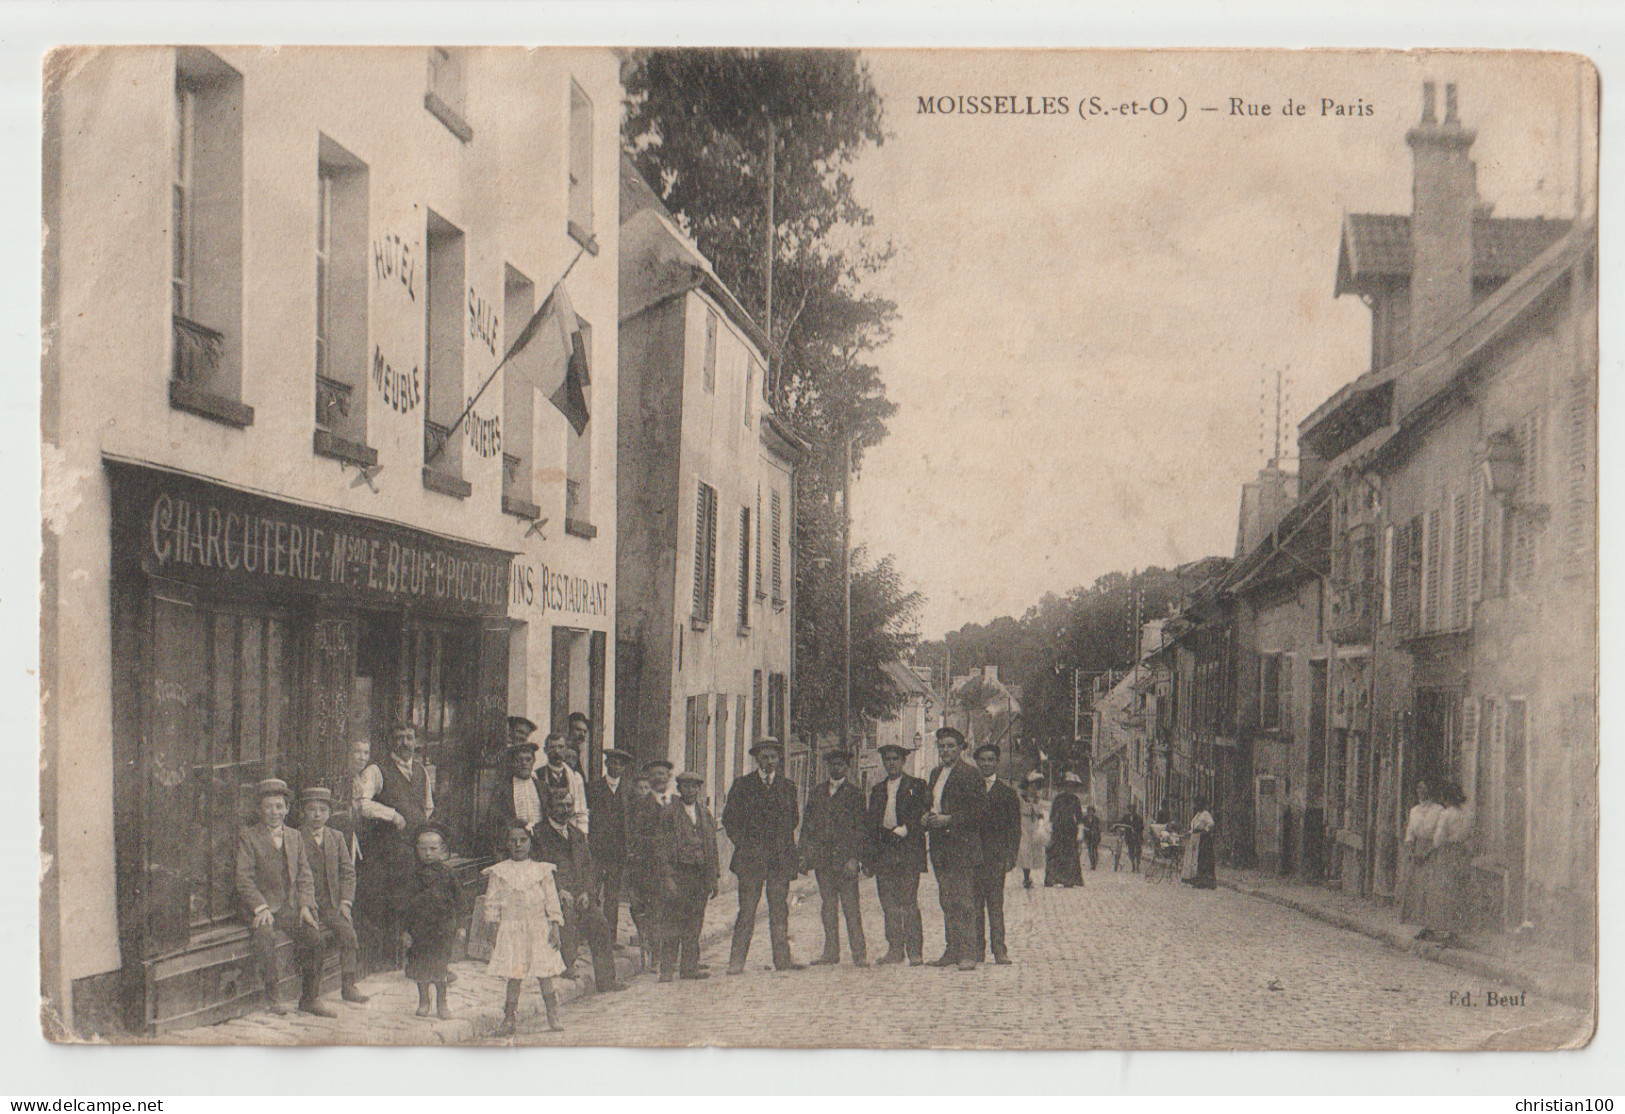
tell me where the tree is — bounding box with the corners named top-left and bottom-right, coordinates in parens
top-left (624, 49), bottom-right (913, 743)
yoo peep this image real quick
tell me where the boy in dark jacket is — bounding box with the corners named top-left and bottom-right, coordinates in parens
top-left (398, 823), bottom-right (464, 1019)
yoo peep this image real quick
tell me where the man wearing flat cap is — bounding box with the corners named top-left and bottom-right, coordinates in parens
top-left (722, 737), bottom-right (804, 974)
top-left (971, 744), bottom-right (1022, 965)
top-left (799, 747), bottom-right (869, 967)
top-left (298, 786), bottom-right (369, 1002)
top-left (586, 746), bottom-right (637, 946)
top-left (627, 758), bottom-right (676, 968)
top-left (865, 743), bottom-right (930, 964)
top-left (487, 736), bottom-right (545, 854)
top-left (923, 727), bottom-right (987, 971)
top-left (236, 778), bottom-right (333, 1016)
top-left (656, 771), bottom-right (720, 981)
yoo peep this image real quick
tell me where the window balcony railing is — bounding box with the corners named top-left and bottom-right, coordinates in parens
top-left (565, 478), bottom-right (581, 519)
top-left (315, 375), bottom-right (352, 431)
top-left (172, 315), bottom-right (223, 385)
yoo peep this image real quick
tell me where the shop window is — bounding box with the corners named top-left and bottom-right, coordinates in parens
top-left (567, 81), bottom-right (595, 250)
top-left (501, 267), bottom-right (538, 518)
top-left (423, 211), bottom-right (469, 496)
top-left (149, 594), bottom-right (295, 939)
top-left (703, 309), bottom-right (718, 393)
top-left (170, 48), bottom-right (250, 428)
top-left (564, 318), bottom-right (594, 535)
top-left (737, 505), bottom-right (752, 630)
top-left (313, 137), bottom-right (372, 464)
top-left (693, 480), bottom-right (718, 627)
top-left (425, 48), bottom-right (472, 142)
top-left (398, 621), bottom-right (478, 849)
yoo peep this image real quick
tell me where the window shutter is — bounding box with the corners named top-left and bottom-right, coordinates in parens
top-left (1278, 653), bottom-right (1295, 739)
top-left (1461, 696), bottom-right (1480, 806)
top-left (1391, 518), bottom-right (1412, 636)
top-left (1423, 509), bottom-right (1441, 633)
top-left (706, 485), bottom-right (718, 618)
top-left (754, 485), bottom-right (764, 596)
top-left (1565, 373), bottom-right (1595, 579)
top-left (770, 488), bottom-right (783, 600)
top-left (693, 484), bottom-right (708, 615)
top-left (1450, 491), bottom-right (1469, 630)
top-left (738, 505), bottom-right (751, 626)
top-left (1468, 468), bottom-right (1485, 606)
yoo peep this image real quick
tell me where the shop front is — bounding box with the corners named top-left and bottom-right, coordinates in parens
top-left (105, 461), bottom-right (514, 1032)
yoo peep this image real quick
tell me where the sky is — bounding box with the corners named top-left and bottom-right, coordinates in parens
top-left (844, 49), bottom-right (1593, 638)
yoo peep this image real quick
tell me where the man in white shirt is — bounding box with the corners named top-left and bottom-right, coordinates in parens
top-left (538, 731), bottom-right (589, 835)
top-left (865, 743), bottom-right (929, 964)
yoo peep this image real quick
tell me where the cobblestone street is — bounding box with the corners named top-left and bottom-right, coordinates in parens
top-left (486, 867), bottom-right (1587, 1051)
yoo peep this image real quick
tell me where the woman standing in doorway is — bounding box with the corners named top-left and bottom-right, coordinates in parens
top-left (1419, 780), bottom-right (1474, 946)
top-left (1399, 779), bottom-right (1441, 927)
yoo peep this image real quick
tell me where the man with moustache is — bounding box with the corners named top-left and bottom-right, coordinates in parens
top-left (922, 727), bottom-right (986, 971)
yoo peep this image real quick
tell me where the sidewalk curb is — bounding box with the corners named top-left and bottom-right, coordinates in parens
top-left (1219, 877), bottom-right (1594, 1013)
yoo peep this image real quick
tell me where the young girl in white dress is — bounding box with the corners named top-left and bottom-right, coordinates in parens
top-left (483, 824), bottom-right (566, 1036)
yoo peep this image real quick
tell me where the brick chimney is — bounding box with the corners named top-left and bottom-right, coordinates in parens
top-left (1407, 81), bottom-right (1478, 351)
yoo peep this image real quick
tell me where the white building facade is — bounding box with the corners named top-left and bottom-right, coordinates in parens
top-left (42, 46), bottom-right (624, 1035)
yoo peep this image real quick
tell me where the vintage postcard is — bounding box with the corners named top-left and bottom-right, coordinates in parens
top-left (39, 45), bottom-right (1597, 1051)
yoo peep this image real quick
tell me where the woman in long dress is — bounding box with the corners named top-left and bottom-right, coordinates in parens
top-left (1180, 795), bottom-right (1217, 889)
top-left (1399, 780), bottom-right (1441, 927)
top-left (1016, 772), bottom-right (1050, 889)
top-left (1045, 772), bottom-right (1086, 888)
top-left (1419, 780), bottom-right (1474, 945)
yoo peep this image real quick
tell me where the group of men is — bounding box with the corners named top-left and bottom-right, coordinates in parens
top-left (240, 713), bottom-right (1028, 1020)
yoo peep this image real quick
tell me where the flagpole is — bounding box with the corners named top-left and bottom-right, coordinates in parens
top-left (427, 244), bottom-right (587, 466)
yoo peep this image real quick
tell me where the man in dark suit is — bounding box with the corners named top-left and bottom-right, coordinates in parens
top-left (656, 770), bottom-right (720, 981)
top-left (487, 738), bottom-right (545, 854)
top-left (970, 744), bottom-right (1021, 965)
top-left (722, 737), bottom-right (804, 975)
top-left (235, 778), bottom-right (332, 1016)
top-left (298, 786), bottom-right (369, 1002)
top-left (923, 727), bottom-right (986, 971)
top-left (586, 747), bottom-right (635, 946)
top-left (865, 743), bottom-right (929, 965)
top-left (627, 758), bottom-right (676, 968)
top-left (531, 788), bottom-right (626, 993)
top-left (799, 747), bottom-right (869, 967)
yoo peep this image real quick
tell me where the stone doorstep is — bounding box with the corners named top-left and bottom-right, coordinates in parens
top-left (1219, 875), bottom-right (1595, 1013)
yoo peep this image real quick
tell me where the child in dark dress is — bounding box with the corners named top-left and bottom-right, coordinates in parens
top-left (399, 824), bottom-right (465, 1019)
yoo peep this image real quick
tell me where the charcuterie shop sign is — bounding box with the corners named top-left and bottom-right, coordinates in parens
top-left (110, 463), bottom-right (513, 618)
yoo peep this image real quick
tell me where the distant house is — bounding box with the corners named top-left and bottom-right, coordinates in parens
top-left (857, 661), bottom-right (940, 788)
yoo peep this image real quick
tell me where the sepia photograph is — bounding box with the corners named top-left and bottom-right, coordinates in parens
top-left (37, 41), bottom-right (1598, 1056)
